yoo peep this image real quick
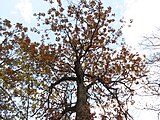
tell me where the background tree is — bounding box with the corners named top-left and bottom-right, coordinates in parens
top-left (0, 0), bottom-right (147, 120)
top-left (138, 30), bottom-right (160, 120)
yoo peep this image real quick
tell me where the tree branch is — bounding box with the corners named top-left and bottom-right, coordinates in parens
top-left (47, 77), bottom-right (77, 108)
top-left (85, 74), bottom-right (98, 90)
top-left (60, 105), bottom-right (76, 118)
top-left (0, 86), bottom-right (26, 118)
top-left (49, 106), bottom-right (76, 120)
top-left (80, 2), bottom-right (101, 59)
top-left (51, 77), bottom-right (77, 87)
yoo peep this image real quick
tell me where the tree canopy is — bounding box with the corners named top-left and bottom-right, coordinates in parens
top-left (0, 0), bottom-right (147, 120)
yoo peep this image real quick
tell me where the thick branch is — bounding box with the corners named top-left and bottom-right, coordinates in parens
top-left (48, 77), bottom-right (77, 108)
top-left (0, 115), bottom-right (4, 119)
top-left (61, 105), bottom-right (76, 118)
top-left (49, 106), bottom-right (76, 120)
top-left (85, 74), bottom-right (98, 90)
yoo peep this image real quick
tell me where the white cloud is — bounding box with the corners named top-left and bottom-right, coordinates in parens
top-left (122, 0), bottom-right (160, 51)
top-left (16, 0), bottom-right (33, 23)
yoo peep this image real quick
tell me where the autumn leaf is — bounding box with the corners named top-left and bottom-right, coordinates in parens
top-left (0, 0), bottom-right (147, 120)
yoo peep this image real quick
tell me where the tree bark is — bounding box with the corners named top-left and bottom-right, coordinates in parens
top-left (74, 61), bottom-right (90, 120)
top-left (76, 82), bottom-right (90, 120)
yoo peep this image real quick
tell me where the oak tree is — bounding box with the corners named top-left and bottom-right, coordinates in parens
top-left (0, 0), bottom-right (147, 119)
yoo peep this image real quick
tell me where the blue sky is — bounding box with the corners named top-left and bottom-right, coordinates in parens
top-left (0, 0), bottom-right (48, 25)
top-left (0, 0), bottom-right (160, 120)
top-left (1, 0), bottom-right (160, 49)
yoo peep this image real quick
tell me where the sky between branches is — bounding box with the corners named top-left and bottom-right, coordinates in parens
top-left (0, 0), bottom-right (160, 120)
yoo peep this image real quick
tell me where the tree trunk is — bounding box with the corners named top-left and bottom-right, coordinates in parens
top-left (74, 60), bottom-right (90, 120)
top-left (76, 82), bottom-right (90, 120)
